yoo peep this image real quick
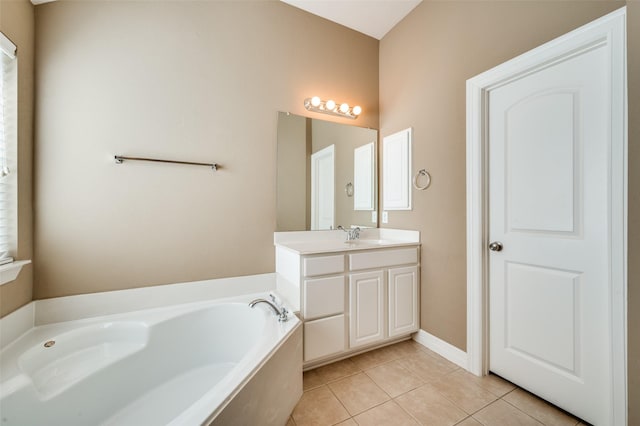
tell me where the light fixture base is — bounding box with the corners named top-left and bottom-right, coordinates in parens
top-left (304, 97), bottom-right (360, 119)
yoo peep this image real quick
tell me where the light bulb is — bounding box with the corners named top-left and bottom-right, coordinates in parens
top-left (352, 105), bottom-right (362, 116)
top-left (340, 103), bottom-right (349, 113)
top-left (325, 100), bottom-right (336, 111)
top-left (311, 96), bottom-right (321, 107)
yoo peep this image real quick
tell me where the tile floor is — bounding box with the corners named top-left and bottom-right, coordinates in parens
top-left (287, 340), bottom-right (588, 426)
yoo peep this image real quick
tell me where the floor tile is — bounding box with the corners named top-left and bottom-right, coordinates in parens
top-left (350, 346), bottom-right (399, 370)
top-left (455, 417), bottom-right (483, 425)
top-left (430, 369), bottom-right (499, 414)
top-left (365, 359), bottom-right (424, 397)
top-left (503, 388), bottom-right (579, 426)
top-left (316, 358), bottom-right (361, 383)
top-left (291, 385), bottom-right (350, 426)
top-left (395, 383), bottom-right (468, 426)
top-left (385, 339), bottom-right (425, 358)
top-left (397, 349), bottom-right (458, 383)
top-left (353, 400), bottom-right (419, 426)
top-left (473, 400), bottom-right (543, 426)
top-left (419, 346), bottom-right (460, 367)
top-left (335, 420), bottom-right (357, 426)
top-left (328, 372), bottom-right (390, 416)
top-left (303, 369), bottom-right (325, 391)
top-left (456, 371), bottom-right (516, 397)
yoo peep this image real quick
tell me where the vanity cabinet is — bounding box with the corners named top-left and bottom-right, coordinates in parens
top-left (348, 248), bottom-right (419, 350)
top-left (275, 240), bottom-right (420, 367)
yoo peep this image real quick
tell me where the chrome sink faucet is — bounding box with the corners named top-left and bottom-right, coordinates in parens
top-left (249, 295), bottom-right (289, 322)
top-left (337, 225), bottom-right (360, 241)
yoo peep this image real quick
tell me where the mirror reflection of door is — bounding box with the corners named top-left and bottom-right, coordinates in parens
top-left (311, 144), bottom-right (335, 230)
top-left (354, 142), bottom-right (375, 211)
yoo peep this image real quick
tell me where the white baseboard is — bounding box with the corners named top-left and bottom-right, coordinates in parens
top-left (412, 329), bottom-right (469, 370)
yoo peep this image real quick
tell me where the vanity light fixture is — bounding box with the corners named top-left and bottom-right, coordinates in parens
top-left (304, 97), bottom-right (361, 119)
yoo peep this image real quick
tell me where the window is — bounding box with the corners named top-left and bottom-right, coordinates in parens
top-left (0, 32), bottom-right (17, 265)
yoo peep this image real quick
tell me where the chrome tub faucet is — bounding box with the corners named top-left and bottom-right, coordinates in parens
top-left (249, 295), bottom-right (289, 322)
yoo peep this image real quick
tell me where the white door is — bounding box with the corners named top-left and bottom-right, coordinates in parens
top-left (349, 270), bottom-right (384, 349)
top-left (311, 145), bottom-right (334, 230)
top-left (487, 18), bottom-right (617, 426)
top-left (388, 266), bottom-right (419, 337)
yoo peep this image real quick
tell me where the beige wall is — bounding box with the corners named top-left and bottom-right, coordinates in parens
top-left (0, 0), bottom-right (34, 317)
top-left (627, 0), bottom-right (639, 423)
top-left (380, 0), bottom-right (638, 418)
top-left (379, 0), bottom-right (624, 351)
top-left (33, 1), bottom-right (379, 299)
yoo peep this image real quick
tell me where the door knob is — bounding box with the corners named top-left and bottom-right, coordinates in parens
top-left (489, 241), bottom-right (503, 252)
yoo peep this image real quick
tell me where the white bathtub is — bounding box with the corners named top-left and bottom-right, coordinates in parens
top-left (0, 294), bottom-right (302, 425)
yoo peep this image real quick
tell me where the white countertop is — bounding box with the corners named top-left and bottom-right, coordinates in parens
top-left (274, 228), bottom-right (420, 255)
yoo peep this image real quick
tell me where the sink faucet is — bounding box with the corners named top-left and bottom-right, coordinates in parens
top-left (249, 297), bottom-right (289, 322)
top-left (337, 226), bottom-right (360, 241)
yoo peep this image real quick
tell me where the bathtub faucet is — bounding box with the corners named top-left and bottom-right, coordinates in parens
top-left (249, 298), bottom-right (289, 322)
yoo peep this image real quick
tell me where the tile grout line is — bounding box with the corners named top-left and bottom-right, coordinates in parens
top-left (499, 396), bottom-right (547, 425)
top-left (500, 389), bottom-right (582, 426)
top-left (324, 383), bottom-right (354, 423)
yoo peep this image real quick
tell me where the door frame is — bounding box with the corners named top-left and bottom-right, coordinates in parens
top-left (465, 7), bottom-right (627, 425)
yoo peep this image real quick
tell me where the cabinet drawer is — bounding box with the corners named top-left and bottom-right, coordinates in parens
top-left (349, 247), bottom-right (418, 271)
top-left (303, 255), bottom-right (345, 277)
top-left (303, 276), bottom-right (345, 320)
top-left (304, 315), bottom-right (345, 362)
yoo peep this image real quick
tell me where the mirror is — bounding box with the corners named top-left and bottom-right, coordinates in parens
top-left (276, 112), bottom-right (378, 231)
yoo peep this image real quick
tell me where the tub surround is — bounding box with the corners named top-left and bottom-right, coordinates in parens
top-left (0, 277), bottom-right (301, 425)
top-left (0, 273), bottom-right (282, 351)
top-left (275, 229), bottom-right (420, 368)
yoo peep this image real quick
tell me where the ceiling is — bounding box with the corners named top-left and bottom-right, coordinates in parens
top-left (30, 0), bottom-right (422, 39)
top-left (280, 0), bottom-right (422, 40)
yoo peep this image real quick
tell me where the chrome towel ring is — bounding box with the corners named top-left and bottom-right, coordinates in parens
top-left (413, 169), bottom-right (431, 190)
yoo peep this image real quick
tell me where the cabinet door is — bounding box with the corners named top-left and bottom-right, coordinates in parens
top-left (304, 315), bottom-right (345, 362)
top-left (388, 266), bottom-right (419, 337)
top-left (349, 270), bottom-right (385, 349)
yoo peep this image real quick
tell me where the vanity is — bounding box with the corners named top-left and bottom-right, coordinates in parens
top-left (275, 229), bottom-right (420, 369)
top-left (275, 112), bottom-right (420, 368)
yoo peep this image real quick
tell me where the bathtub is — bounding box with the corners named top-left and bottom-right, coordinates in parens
top-left (0, 294), bottom-right (302, 425)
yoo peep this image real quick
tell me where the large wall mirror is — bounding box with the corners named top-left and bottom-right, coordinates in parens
top-left (276, 112), bottom-right (378, 231)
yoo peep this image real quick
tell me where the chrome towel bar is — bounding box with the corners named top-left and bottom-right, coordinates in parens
top-left (114, 155), bottom-right (219, 171)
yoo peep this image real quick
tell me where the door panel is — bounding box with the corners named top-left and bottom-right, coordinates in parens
top-left (349, 270), bottom-right (384, 348)
top-left (504, 262), bottom-right (580, 375)
top-left (506, 91), bottom-right (578, 234)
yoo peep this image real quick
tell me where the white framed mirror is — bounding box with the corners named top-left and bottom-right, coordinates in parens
top-left (276, 112), bottom-right (378, 231)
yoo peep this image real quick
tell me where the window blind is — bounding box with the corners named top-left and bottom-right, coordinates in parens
top-left (0, 32), bottom-right (17, 264)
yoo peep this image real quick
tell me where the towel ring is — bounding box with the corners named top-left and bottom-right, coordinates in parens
top-left (413, 169), bottom-right (431, 190)
top-left (345, 182), bottom-right (354, 197)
